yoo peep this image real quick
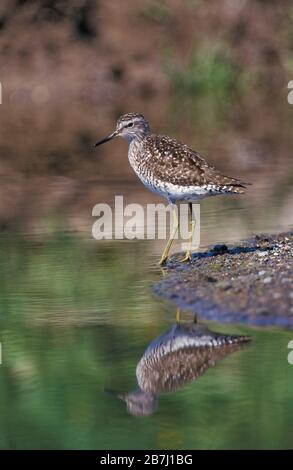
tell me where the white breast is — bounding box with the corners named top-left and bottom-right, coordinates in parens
top-left (127, 142), bottom-right (216, 203)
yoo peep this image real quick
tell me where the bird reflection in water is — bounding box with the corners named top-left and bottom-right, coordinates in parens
top-left (115, 310), bottom-right (250, 416)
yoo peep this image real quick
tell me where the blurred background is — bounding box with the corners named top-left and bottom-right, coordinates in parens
top-left (0, 0), bottom-right (293, 450)
top-left (0, 0), bottom-right (292, 237)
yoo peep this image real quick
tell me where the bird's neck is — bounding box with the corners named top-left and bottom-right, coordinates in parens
top-left (126, 131), bottom-right (149, 145)
top-left (128, 134), bottom-right (147, 170)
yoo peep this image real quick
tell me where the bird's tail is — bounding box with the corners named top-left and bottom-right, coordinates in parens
top-left (225, 177), bottom-right (251, 194)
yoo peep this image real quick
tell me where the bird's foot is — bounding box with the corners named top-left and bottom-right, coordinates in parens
top-left (182, 251), bottom-right (192, 263)
top-left (159, 254), bottom-right (169, 266)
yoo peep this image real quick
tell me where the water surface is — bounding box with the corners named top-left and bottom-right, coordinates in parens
top-left (0, 233), bottom-right (292, 449)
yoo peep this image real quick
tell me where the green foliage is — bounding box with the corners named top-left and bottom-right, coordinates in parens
top-left (166, 45), bottom-right (246, 101)
top-left (164, 44), bottom-right (249, 131)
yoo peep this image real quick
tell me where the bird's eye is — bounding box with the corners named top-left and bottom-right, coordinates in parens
top-left (127, 122), bottom-right (134, 128)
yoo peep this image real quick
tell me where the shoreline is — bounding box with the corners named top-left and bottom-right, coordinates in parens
top-left (154, 231), bottom-right (293, 329)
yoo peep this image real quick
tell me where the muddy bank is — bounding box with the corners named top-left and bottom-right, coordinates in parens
top-left (154, 232), bottom-right (293, 329)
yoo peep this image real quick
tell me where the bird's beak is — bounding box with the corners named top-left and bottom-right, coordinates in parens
top-left (104, 388), bottom-right (125, 400)
top-left (94, 130), bottom-right (119, 147)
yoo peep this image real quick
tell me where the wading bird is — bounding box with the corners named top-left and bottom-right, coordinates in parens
top-left (95, 113), bottom-right (248, 264)
top-left (109, 311), bottom-right (250, 416)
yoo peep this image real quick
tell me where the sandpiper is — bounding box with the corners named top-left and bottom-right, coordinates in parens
top-left (116, 313), bottom-right (250, 416)
top-left (95, 113), bottom-right (249, 264)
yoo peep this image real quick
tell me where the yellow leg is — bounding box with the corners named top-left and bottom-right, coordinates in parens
top-left (182, 204), bottom-right (196, 262)
top-left (159, 206), bottom-right (178, 265)
top-left (182, 219), bottom-right (196, 262)
top-left (176, 308), bottom-right (181, 323)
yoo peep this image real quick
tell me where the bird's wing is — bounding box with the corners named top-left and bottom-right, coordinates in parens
top-left (146, 134), bottom-right (249, 189)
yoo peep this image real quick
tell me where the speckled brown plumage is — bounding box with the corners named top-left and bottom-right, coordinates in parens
top-left (130, 133), bottom-right (247, 191)
top-left (95, 112), bottom-right (249, 203)
top-left (119, 322), bottom-right (250, 416)
top-left (136, 322), bottom-right (249, 394)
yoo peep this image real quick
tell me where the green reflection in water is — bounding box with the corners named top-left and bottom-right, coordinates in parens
top-left (0, 233), bottom-right (292, 449)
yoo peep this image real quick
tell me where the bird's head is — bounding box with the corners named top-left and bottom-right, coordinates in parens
top-left (94, 113), bottom-right (150, 147)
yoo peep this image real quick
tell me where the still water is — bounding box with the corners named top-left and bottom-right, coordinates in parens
top-left (0, 232), bottom-right (292, 450)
